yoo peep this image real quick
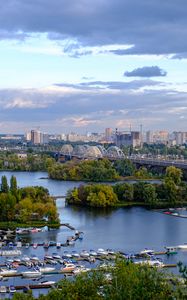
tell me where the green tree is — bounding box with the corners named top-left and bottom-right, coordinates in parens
top-left (10, 175), bottom-right (17, 195)
top-left (114, 159), bottom-right (135, 176)
top-left (165, 166), bottom-right (182, 185)
top-left (143, 184), bottom-right (157, 206)
top-left (1, 175), bottom-right (9, 193)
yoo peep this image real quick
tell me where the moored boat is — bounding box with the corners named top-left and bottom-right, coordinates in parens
top-left (61, 263), bottom-right (75, 273)
top-left (165, 246), bottom-right (178, 255)
top-left (22, 270), bottom-right (41, 278)
top-left (39, 267), bottom-right (55, 273)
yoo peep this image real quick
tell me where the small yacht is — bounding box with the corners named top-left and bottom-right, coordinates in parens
top-left (90, 249), bottom-right (97, 256)
top-left (39, 280), bottom-right (55, 286)
top-left (25, 243), bottom-right (30, 249)
top-left (0, 268), bottom-right (17, 276)
top-left (178, 244), bottom-right (187, 250)
top-left (33, 243), bottom-right (38, 249)
top-left (52, 253), bottom-right (61, 260)
top-left (56, 242), bottom-right (61, 249)
top-left (39, 267), bottom-right (55, 273)
top-left (80, 250), bottom-right (90, 258)
top-left (22, 270), bottom-right (41, 278)
top-left (61, 263), bottom-right (75, 273)
top-left (72, 251), bottom-right (80, 258)
top-left (63, 251), bottom-right (72, 258)
top-left (97, 248), bottom-right (108, 256)
top-left (139, 249), bottom-right (154, 255)
top-left (9, 285), bottom-right (16, 293)
top-left (0, 286), bottom-right (7, 293)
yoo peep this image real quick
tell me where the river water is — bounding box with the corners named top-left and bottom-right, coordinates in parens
top-left (0, 171), bottom-right (187, 296)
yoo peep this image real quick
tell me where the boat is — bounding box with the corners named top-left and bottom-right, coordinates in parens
top-left (43, 242), bottom-right (49, 249)
top-left (9, 285), bottom-right (16, 293)
top-left (78, 232), bottom-right (84, 239)
top-left (90, 250), bottom-right (98, 256)
top-left (63, 251), bottom-right (72, 258)
top-left (135, 260), bottom-right (164, 268)
top-left (30, 228), bottom-right (42, 233)
top-left (165, 246), bottom-right (178, 255)
top-left (61, 263), bottom-right (75, 273)
top-left (22, 255), bottom-right (30, 263)
top-left (139, 249), bottom-right (154, 255)
top-left (73, 265), bottom-right (91, 274)
top-left (22, 270), bottom-right (41, 278)
top-left (107, 249), bottom-right (116, 255)
top-left (39, 267), bottom-right (55, 273)
top-left (0, 286), bottom-right (7, 293)
top-left (33, 243), bottom-right (38, 249)
top-left (25, 243), bottom-right (30, 249)
top-left (97, 248), bottom-right (108, 256)
top-left (80, 250), bottom-right (90, 258)
top-left (30, 255), bottom-right (39, 262)
top-left (8, 242), bottom-right (14, 249)
top-left (0, 250), bottom-right (22, 256)
top-left (56, 242), bottom-right (61, 249)
top-left (44, 255), bottom-right (53, 260)
top-left (17, 242), bottom-right (22, 248)
top-left (39, 280), bottom-right (55, 286)
top-left (52, 253), bottom-right (61, 260)
top-left (0, 268), bottom-right (17, 276)
top-left (178, 244), bottom-right (187, 250)
top-left (72, 251), bottom-right (80, 258)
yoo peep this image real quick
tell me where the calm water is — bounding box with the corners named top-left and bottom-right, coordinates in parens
top-left (0, 171), bottom-right (187, 296)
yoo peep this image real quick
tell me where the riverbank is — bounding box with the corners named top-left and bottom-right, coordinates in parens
top-left (0, 221), bottom-right (60, 230)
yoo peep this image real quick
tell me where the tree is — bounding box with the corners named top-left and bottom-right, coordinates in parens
top-left (10, 175), bottom-right (17, 195)
top-left (114, 159), bottom-right (135, 177)
top-left (113, 183), bottom-right (134, 202)
top-left (143, 184), bottom-right (157, 206)
top-left (1, 175), bottom-right (9, 193)
top-left (165, 166), bottom-right (182, 185)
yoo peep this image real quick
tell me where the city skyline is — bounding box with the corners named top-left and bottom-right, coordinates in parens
top-left (0, 1), bottom-right (187, 133)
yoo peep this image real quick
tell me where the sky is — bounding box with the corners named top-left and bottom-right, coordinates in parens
top-left (0, 0), bottom-right (187, 134)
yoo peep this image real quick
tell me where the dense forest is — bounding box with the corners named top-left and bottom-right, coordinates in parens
top-left (0, 175), bottom-right (59, 226)
top-left (9, 260), bottom-right (187, 299)
top-left (66, 166), bottom-right (185, 208)
top-left (48, 158), bottom-right (154, 182)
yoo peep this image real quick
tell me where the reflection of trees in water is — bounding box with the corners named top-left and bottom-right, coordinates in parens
top-left (69, 205), bottom-right (117, 218)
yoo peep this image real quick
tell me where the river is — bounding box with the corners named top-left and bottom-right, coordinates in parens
top-left (0, 171), bottom-right (187, 296)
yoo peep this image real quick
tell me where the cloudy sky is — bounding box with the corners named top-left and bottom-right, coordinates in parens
top-left (0, 0), bottom-right (187, 133)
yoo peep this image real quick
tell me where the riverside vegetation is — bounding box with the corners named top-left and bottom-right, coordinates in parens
top-left (0, 175), bottom-right (59, 228)
top-left (8, 260), bottom-right (187, 300)
top-left (66, 166), bottom-right (185, 208)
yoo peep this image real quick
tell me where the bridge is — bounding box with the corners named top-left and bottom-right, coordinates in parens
top-left (57, 152), bottom-right (187, 171)
top-left (128, 157), bottom-right (187, 170)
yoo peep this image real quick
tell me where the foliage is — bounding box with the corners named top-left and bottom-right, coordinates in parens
top-left (67, 184), bottom-right (118, 207)
top-left (113, 183), bottom-right (134, 202)
top-left (48, 159), bottom-right (119, 182)
top-left (10, 260), bottom-right (185, 300)
top-left (0, 176), bottom-right (59, 224)
top-left (113, 159), bottom-right (135, 176)
top-left (165, 166), bottom-right (182, 185)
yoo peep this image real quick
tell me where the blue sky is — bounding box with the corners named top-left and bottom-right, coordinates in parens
top-left (0, 1), bottom-right (187, 133)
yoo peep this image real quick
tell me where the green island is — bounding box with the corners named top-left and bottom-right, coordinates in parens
top-left (0, 175), bottom-right (59, 229)
top-left (66, 166), bottom-right (186, 208)
top-left (8, 260), bottom-right (187, 300)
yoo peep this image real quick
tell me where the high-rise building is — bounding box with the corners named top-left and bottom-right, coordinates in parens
top-left (115, 131), bottom-right (141, 148)
top-left (31, 130), bottom-right (41, 144)
top-left (146, 131), bottom-right (154, 144)
top-left (105, 128), bottom-right (113, 142)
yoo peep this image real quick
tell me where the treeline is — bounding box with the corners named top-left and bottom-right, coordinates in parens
top-left (66, 166), bottom-right (185, 208)
top-left (48, 159), bottom-right (119, 181)
top-left (9, 260), bottom-right (186, 299)
top-left (0, 153), bottom-right (55, 171)
top-left (48, 158), bottom-right (154, 182)
top-left (0, 176), bottom-right (59, 224)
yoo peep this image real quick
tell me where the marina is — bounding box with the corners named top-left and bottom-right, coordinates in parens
top-left (0, 171), bottom-right (187, 296)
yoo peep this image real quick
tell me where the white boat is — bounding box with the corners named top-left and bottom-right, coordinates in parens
top-left (39, 267), bottom-right (55, 273)
top-left (52, 253), bottom-right (61, 260)
top-left (30, 255), bottom-right (39, 262)
top-left (56, 242), bottom-right (61, 249)
top-left (0, 268), bottom-right (17, 276)
top-left (73, 265), bottom-right (91, 274)
top-left (97, 248), bottom-right (108, 256)
top-left (135, 260), bottom-right (164, 268)
top-left (72, 251), bottom-right (80, 258)
top-left (139, 249), bottom-right (154, 255)
top-left (9, 285), bottom-right (16, 293)
top-left (80, 250), bottom-right (90, 258)
top-left (90, 250), bottom-right (97, 256)
top-left (63, 251), bottom-right (72, 258)
top-left (0, 250), bottom-right (22, 256)
top-left (22, 270), bottom-right (41, 278)
top-left (22, 256), bottom-right (30, 262)
top-left (178, 244), bottom-right (187, 250)
top-left (39, 280), bottom-right (55, 286)
top-left (61, 263), bottom-right (75, 273)
top-left (0, 286), bottom-right (7, 293)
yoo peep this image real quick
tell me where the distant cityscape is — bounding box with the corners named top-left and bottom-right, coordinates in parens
top-left (0, 128), bottom-right (187, 148)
